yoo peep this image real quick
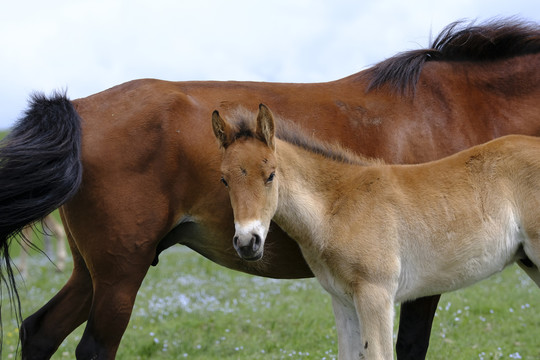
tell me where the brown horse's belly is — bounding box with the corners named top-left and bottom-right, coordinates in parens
top-left (158, 218), bottom-right (314, 279)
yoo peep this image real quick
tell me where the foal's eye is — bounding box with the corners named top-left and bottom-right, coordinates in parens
top-left (221, 177), bottom-right (228, 187)
top-left (266, 172), bottom-right (275, 184)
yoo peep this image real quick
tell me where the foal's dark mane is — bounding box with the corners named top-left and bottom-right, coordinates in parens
top-left (228, 108), bottom-right (380, 166)
top-left (361, 18), bottom-right (540, 94)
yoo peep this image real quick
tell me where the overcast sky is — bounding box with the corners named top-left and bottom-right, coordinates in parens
top-left (1, 0), bottom-right (539, 129)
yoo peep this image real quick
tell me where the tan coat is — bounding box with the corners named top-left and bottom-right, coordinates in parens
top-left (214, 105), bottom-right (540, 360)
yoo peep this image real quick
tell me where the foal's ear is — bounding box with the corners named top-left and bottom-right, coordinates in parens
top-left (212, 110), bottom-right (231, 148)
top-left (256, 104), bottom-right (275, 150)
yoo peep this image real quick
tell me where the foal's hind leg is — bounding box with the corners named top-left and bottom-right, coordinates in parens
top-left (517, 259), bottom-right (540, 287)
top-left (21, 209), bottom-right (93, 359)
top-left (518, 233), bottom-right (540, 287)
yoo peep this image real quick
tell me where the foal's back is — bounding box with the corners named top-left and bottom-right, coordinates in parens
top-left (413, 134), bottom-right (540, 203)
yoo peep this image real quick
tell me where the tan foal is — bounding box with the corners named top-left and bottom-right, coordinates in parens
top-left (213, 105), bottom-right (540, 360)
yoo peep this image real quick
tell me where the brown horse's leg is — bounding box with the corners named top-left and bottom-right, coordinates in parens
top-left (66, 189), bottom-right (167, 360)
top-left (75, 259), bottom-right (152, 360)
top-left (21, 211), bottom-right (93, 359)
top-left (395, 294), bottom-right (441, 360)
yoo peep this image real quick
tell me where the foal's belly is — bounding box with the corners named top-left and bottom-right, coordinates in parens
top-left (396, 223), bottom-right (526, 302)
top-left (396, 255), bottom-right (518, 303)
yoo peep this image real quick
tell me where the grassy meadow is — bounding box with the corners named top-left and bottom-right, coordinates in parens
top-left (1, 242), bottom-right (538, 360)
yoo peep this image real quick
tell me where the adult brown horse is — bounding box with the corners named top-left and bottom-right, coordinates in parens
top-left (0, 19), bottom-right (538, 359)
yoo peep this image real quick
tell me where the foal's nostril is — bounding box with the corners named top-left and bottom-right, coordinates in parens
top-left (233, 233), bottom-right (262, 259)
top-left (252, 234), bottom-right (261, 252)
top-left (233, 232), bottom-right (263, 261)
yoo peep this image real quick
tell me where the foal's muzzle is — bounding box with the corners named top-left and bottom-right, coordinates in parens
top-left (233, 233), bottom-right (263, 261)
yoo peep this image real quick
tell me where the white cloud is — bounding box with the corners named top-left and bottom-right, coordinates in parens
top-left (1, 0), bottom-right (539, 128)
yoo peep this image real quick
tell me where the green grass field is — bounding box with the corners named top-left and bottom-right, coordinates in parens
top-left (2, 244), bottom-right (538, 360)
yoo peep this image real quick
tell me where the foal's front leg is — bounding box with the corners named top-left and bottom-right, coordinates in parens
top-left (331, 295), bottom-right (363, 359)
top-left (353, 283), bottom-right (395, 360)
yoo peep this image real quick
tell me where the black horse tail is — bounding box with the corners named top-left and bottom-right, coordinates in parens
top-left (0, 91), bottom-right (83, 326)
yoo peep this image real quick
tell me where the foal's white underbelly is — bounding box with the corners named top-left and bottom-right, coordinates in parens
top-left (395, 216), bottom-right (526, 303)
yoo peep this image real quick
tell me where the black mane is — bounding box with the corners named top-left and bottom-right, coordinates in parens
top-left (361, 18), bottom-right (540, 94)
top-left (227, 108), bottom-right (378, 166)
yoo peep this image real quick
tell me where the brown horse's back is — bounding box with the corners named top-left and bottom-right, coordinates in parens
top-left (75, 51), bottom-right (540, 165)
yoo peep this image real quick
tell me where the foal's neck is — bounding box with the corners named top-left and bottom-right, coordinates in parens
top-left (273, 139), bottom-right (362, 250)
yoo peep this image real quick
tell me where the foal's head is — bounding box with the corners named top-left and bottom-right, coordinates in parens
top-left (212, 104), bottom-right (278, 261)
